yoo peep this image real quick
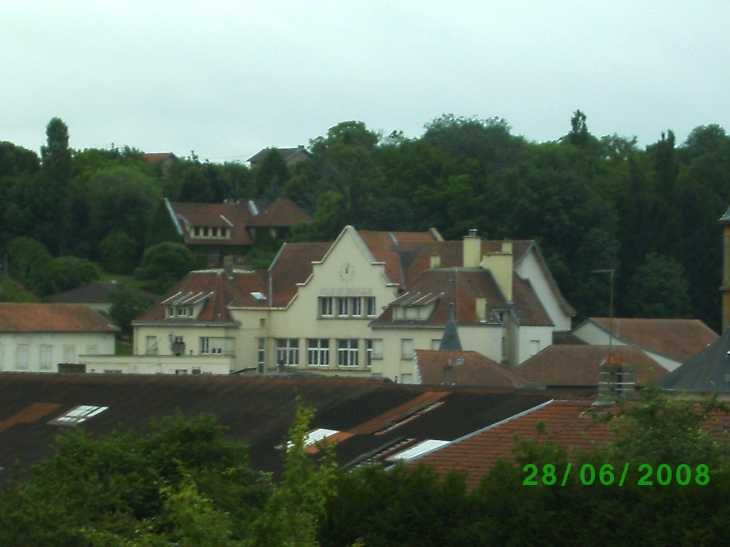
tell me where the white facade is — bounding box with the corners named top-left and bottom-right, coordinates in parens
top-left (0, 331), bottom-right (116, 373)
top-left (131, 228), bottom-right (573, 381)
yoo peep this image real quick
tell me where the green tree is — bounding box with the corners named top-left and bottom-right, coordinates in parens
top-left (145, 200), bottom-right (185, 248)
top-left (41, 117), bottom-right (73, 253)
top-left (624, 252), bottom-right (692, 318)
top-left (87, 167), bottom-right (161, 250)
top-left (100, 231), bottom-right (139, 275)
top-left (245, 400), bottom-right (338, 547)
top-left (607, 386), bottom-right (729, 468)
top-left (109, 286), bottom-right (153, 336)
top-left (38, 256), bottom-right (102, 296)
top-left (140, 242), bottom-right (195, 292)
top-left (253, 150), bottom-right (289, 198)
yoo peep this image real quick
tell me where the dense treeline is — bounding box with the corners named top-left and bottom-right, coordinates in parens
top-left (0, 390), bottom-right (728, 546)
top-left (2, 114), bottom-right (730, 328)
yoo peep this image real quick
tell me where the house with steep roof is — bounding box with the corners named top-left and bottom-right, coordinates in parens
top-left (0, 304), bottom-right (118, 373)
top-left (370, 231), bottom-right (573, 382)
top-left (571, 318), bottom-right (718, 372)
top-left (48, 282), bottom-right (158, 313)
top-left (247, 146), bottom-right (312, 168)
top-left (657, 328), bottom-right (730, 393)
top-left (516, 345), bottom-right (667, 388)
top-left (87, 226), bottom-right (571, 380)
top-left (166, 197), bottom-right (312, 265)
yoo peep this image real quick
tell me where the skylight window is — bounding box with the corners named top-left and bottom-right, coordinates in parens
top-left (251, 292), bottom-right (266, 301)
top-left (386, 439), bottom-right (450, 462)
top-left (49, 405), bottom-right (108, 426)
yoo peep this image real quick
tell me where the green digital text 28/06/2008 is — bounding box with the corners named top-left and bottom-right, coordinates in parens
top-left (523, 463), bottom-right (710, 486)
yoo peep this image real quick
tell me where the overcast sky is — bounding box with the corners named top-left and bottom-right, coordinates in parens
top-left (3, 1), bottom-right (729, 162)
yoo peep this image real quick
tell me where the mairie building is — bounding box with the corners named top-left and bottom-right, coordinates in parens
top-left (85, 226), bottom-right (573, 382)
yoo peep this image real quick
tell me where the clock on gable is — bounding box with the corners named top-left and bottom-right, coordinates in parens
top-left (339, 261), bottom-right (355, 282)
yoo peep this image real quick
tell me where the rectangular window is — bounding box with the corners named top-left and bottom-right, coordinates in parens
top-left (338, 339), bottom-right (359, 367)
top-left (276, 338), bottom-right (299, 366)
top-left (168, 307), bottom-right (174, 318)
top-left (16, 345), bottom-right (29, 370)
top-left (39, 345), bottom-right (52, 370)
top-left (210, 338), bottom-right (224, 354)
top-left (371, 339), bottom-right (383, 360)
top-left (146, 336), bottom-right (159, 355)
top-left (405, 307), bottom-right (419, 320)
top-left (351, 297), bottom-right (362, 317)
top-left (307, 339), bottom-right (330, 366)
top-left (366, 297), bottom-right (377, 317)
top-left (401, 339), bottom-right (414, 360)
top-left (337, 297), bottom-right (349, 317)
top-left (431, 339), bottom-right (441, 350)
top-left (258, 338), bottom-right (266, 373)
top-left (319, 297), bottom-right (334, 317)
top-left (365, 339), bottom-right (377, 367)
top-left (63, 345), bottom-right (75, 363)
top-left (177, 307), bottom-right (186, 316)
top-left (200, 337), bottom-right (210, 354)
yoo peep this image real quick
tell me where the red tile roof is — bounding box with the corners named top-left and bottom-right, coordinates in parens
top-left (415, 350), bottom-right (528, 387)
top-left (170, 201), bottom-right (255, 246)
top-left (371, 269), bottom-right (553, 328)
top-left (516, 345), bottom-right (668, 387)
top-left (135, 270), bottom-right (270, 323)
top-left (584, 318), bottom-right (718, 361)
top-left (416, 400), bottom-right (614, 490)
top-left (270, 242), bottom-right (332, 307)
top-left (142, 152), bottom-right (176, 164)
top-left (0, 304), bottom-right (119, 333)
top-left (246, 198), bottom-right (313, 227)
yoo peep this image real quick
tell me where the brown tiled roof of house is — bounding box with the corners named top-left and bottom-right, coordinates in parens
top-left (142, 152), bottom-right (176, 164)
top-left (371, 269), bottom-right (552, 328)
top-left (246, 198), bottom-right (313, 227)
top-left (135, 270), bottom-right (270, 324)
top-left (270, 242), bottom-right (332, 307)
top-left (170, 202), bottom-right (255, 246)
top-left (516, 345), bottom-right (668, 387)
top-left (415, 350), bottom-right (528, 387)
top-left (357, 230), bottom-right (441, 288)
top-left (247, 146), bottom-right (312, 164)
top-left (395, 240), bottom-right (533, 289)
top-left (0, 304), bottom-right (119, 333)
top-left (416, 399), bottom-right (614, 491)
top-left (585, 318), bottom-right (718, 361)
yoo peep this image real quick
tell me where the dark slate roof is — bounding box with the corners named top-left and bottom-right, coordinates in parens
top-left (658, 329), bottom-right (730, 392)
top-left (49, 283), bottom-right (158, 305)
top-left (247, 146), bottom-right (312, 164)
top-left (415, 350), bottom-right (527, 387)
top-left (439, 309), bottom-right (462, 350)
top-left (0, 374), bottom-right (588, 479)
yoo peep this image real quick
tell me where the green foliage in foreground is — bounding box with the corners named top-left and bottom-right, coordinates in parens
top-left (2, 390), bottom-right (730, 546)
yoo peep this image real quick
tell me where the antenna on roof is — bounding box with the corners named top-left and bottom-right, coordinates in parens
top-left (591, 268), bottom-right (616, 362)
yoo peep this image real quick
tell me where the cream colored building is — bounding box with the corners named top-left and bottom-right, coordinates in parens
top-left (117, 226), bottom-right (573, 381)
top-left (0, 304), bottom-right (118, 373)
